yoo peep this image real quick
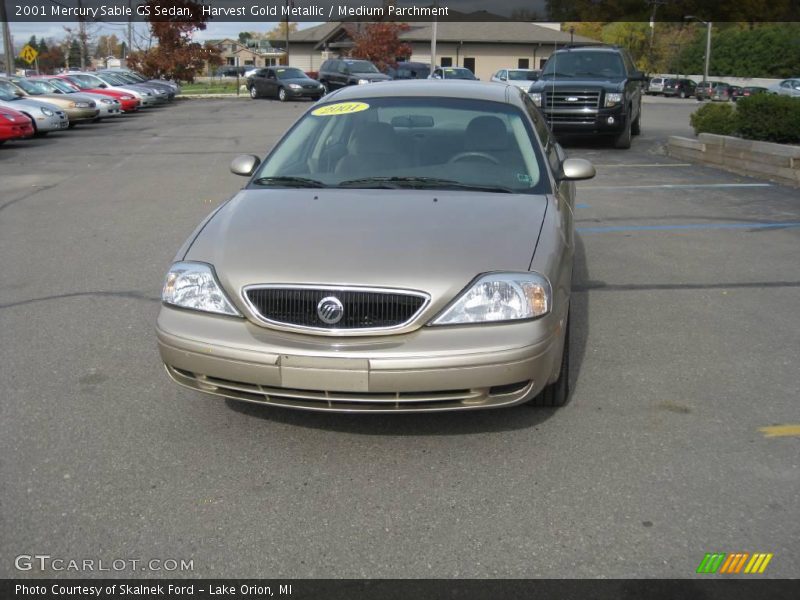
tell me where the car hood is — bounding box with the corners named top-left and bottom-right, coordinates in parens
top-left (186, 188), bottom-right (548, 312)
top-left (531, 77), bottom-right (625, 91)
top-left (282, 77), bottom-right (321, 85)
top-left (0, 97), bottom-right (63, 112)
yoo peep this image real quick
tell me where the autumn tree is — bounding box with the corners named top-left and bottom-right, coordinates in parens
top-left (266, 22), bottom-right (299, 41)
top-left (94, 34), bottom-right (121, 59)
top-left (125, 0), bottom-right (221, 82)
top-left (349, 23), bottom-right (412, 72)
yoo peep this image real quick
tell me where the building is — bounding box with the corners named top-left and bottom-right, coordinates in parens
top-left (205, 38), bottom-right (286, 74)
top-left (286, 22), bottom-right (597, 80)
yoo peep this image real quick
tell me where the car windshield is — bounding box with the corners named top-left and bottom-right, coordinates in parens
top-left (14, 79), bottom-right (54, 94)
top-left (541, 51), bottom-right (624, 79)
top-left (64, 74), bottom-right (96, 88)
top-left (0, 81), bottom-right (21, 100)
top-left (276, 68), bottom-right (306, 79)
top-left (345, 61), bottom-right (378, 73)
top-left (47, 79), bottom-right (78, 93)
top-left (508, 70), bottom-right (538, 81)
top-left (442, 68), bottom-right (474, 79)
top-left (252, 97), bottom-right (548, 194)
top-left (98, 73), bottom-right (126, 85)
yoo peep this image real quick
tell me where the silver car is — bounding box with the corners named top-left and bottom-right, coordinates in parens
top-left (491, 68), bottom-right (540, 91)
top-left (157, 81), bottom-right (595, 413)
top-left (0, 80), bottom-right (68, 134)
top-left (647, 76), bottom-right (666, 95)
top-left (769, 78), bottom-right (800, 97)
top-left (43, 77), bottom-right (122, 118)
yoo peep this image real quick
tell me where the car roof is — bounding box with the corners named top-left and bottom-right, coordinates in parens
top-left (553, 45), bottom-right (621, 54)
top-left (324, 80), bottom-right (518, 105)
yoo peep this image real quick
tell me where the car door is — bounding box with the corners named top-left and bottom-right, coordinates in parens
top-left (264, 68), bottom-right (278, 97)
top-left (621, 50), bottom-right (642, 117)
top-left (251, 69), bottom-right (268, 95)
top-left (336, 62), bottom-right (350, 87)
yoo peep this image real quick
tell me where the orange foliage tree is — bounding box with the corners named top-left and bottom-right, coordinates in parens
top-left (349, 23), bottom-right (412, 72)
top-left (126, 0), bottom-right (221, 82)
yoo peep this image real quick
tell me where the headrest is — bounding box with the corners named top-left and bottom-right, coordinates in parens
top-left (465, 116), bottom-right (509, 151)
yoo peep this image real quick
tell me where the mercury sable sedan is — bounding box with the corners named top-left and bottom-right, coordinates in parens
top-left (157, 81), bottom-right (595, 412)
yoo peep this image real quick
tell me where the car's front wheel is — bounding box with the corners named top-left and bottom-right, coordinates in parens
top-left (278, 87), bottom-right (288, 102)
top-left (614, 112), bottom-right (632, 149)
top-left (529, 315), bottom-right (570, 408)
top-left (249, 86), bottom-right (258, 99)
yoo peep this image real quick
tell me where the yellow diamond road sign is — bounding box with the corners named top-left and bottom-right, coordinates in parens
top-left (20, 44), bottom-right (39, 64)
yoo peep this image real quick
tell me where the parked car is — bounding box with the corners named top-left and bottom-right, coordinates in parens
top-left (694, 81), bottom-right (726, 101)
top-left (27, 76), bottom-right (123, 120)
top-left (527, 45), bottom-right (644, 149)
top-left (62, 72), bottom-right (161, 107)
top-left (646, 76), bottom-right (666, 95)
top-left (247, 66), bottom-right (325, 101)
top-left (157, 80), bottom-right (595, 412)
top-left (93, 71), bottom-right (170, 104)
top-left (317, 59), bottom-right (390, 93)
top-left (430, 67), bottom-right (478, 80)
top-left (711, 84), bottom-right (740, 102)
top-left (5, 77), bottom-right (99, 125)
top-left (0, 106), bottom-right (35, 144)
top-left (769, 78), bottom-right (800, 97)
top-left (661, 78), bottom-right (697, 99)
top-left (733, 86), bottom-right (768, 101)
top-left (54, 74), bottom-right (140, 112)
top-left (385, 61), bottom-right (431, 80)
top-left (98, 69), bottom-right (178, 100)
top-left (490, 68), bottom-right (540, 90)
top-left (0, 80), bottom-right (69, 135)
top-left (216, 66), bottom-right (247, 78)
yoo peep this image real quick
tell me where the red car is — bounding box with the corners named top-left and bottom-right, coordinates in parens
top-left (51, 75), bottom-right (141, 112)
top-left (0, 106), bottom-right (35, 144)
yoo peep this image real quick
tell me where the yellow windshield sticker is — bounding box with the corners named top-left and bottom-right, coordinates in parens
top-left (311, 102), bottom-right (370, 116)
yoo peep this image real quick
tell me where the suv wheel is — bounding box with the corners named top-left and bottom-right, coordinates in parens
top-left (278, 87), bottom-right (287, 102)
top-left (249, 86), bottom-right (258, 99)
top-left (529, 315), bottom-right (570, 408)
top-left (614, 112), bottom-right (632, 149)
top-left (679, 90), bottom-right (686, 99)
top-left (631, 108), bottom-right (641, 136)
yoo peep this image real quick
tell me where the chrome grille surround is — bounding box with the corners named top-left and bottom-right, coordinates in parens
top-left (545, 89), bottom-right (601, 110)
top-left (242, 284), bottom-right (431, 336)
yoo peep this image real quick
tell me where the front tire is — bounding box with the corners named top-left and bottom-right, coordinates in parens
top-left (680, 90), bottom-right (686, 99)
top-left (529, 316), bottom-right (570, 408)
top-left (614, 112), bottom-right (632, 149)
top-left (249, 86), bottom-right (258, 99)
top-left (631, 108), bottom-right (641, 136)
top-left (278, 87), bottom-right (287, 102)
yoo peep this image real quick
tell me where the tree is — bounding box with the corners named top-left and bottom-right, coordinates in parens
top-left (94, 34), bottom-right (121, 59)
top-left (125, 0), bottom-right (221, 82)
top-left (266, 22), bottom-right (298, 41)
top-left (349, 23), bottom-right (412, 72)
top-left (67, 40), bottom-right (82, 68)
top-left (238, 31), bottom-right (253, 45)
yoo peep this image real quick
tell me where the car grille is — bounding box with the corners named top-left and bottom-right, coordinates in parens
top-left (166, 366), bottom-right (534, 412)
top-left (243, 286), bottom-right (429, 332)
top-left (545, 90), bottom-right (601, 109)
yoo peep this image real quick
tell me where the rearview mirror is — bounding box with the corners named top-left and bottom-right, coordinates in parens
top-left (560, 158), bottom-right (596, 181)
top-left (230, 154), bottom-right (261, 177)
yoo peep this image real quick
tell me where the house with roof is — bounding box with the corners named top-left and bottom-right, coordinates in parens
top-left (205, 38), bottom-right (286, 73)
top-left (286, 22), bottom-right (597, 80)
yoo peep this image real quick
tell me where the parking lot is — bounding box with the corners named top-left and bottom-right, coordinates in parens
top-left (1, 96), bottom-right (798, 578)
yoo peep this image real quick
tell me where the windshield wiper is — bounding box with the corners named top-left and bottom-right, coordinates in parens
top-left (251, 176), bottom-right (328, 188)
top-left (541, 72), bottom-right (573, 78)
top-left (338, 176), bottom-right (514, 193)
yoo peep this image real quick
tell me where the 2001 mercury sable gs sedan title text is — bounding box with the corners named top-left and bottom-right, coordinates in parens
top-left (157, 81), bottom-right (595, 413)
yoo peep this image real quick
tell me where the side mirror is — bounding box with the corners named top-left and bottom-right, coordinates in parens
top-left (560, 158), bottom-right (596, 181)
top-left (230, 154), bottom-right (261, 177)
top-left (499, 76), bottom-right (507, 81)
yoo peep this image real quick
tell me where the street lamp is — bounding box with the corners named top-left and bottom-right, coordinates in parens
top-left (684, 15), bottom-right (712, 85)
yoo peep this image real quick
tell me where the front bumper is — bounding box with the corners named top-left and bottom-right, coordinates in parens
top-left (285, 87), bottom-right (324, 99)
top-left (65, 107), bottom-right (101, 123)
top-left (541, 105), bottom-right (627, 134)
top-left (156, 306), bottom-right (564, 413)
top-left (32, 111), bottom-right (69, 131)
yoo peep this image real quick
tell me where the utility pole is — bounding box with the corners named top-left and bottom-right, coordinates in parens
top-left (127, 0), bottom-right (133, 55)
top-left (1, 0), bottom-right (14, 76)
top-left (284, 0), bottom-right (290, 65)
top-left (430, 19), bottom-right (437, 73)
top-left (684, 15), bottom-right (712, 84)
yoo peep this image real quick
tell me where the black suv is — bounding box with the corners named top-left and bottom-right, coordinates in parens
top-left (317, 58), bottom-right (390, 93)
top-left (527, 45), bottom-right (645, 149)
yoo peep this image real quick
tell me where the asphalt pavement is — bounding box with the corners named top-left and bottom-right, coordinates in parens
top-left (1, 95), bottom-right (798, 578)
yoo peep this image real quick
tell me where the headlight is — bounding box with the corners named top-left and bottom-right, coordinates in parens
top-left (121, 95), bottom-right (134, 100)
top-left (75, 101), bottom-right (91, 108)
top-left (357, 79), bottom-right (369, 85)
top-left (288, 83), bottom-right (302, 89)
top-left (100, 98), bottom-right (113, 104)
top-left (161, 262), bottom-right (241, 317)
top-left (529, 92), bottom-right (542, 106)
top-left (40, 107), bottom-right (54, 116)
top-left (605, 92), bottom-right (623, 107)
top-left (1, 113), bottom-right (14, 121)
top-left (431, 272), bottom-right (551, 325)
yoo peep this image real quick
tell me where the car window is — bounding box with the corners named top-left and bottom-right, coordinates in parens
top-left (276, 68), bottom-right (305, 79)
top-left (541, 51), bottom-right (624, 79)
top-left (344, 60), bottom-right (378, 73)
top-left (253, 97), bottom-right (549, 194)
